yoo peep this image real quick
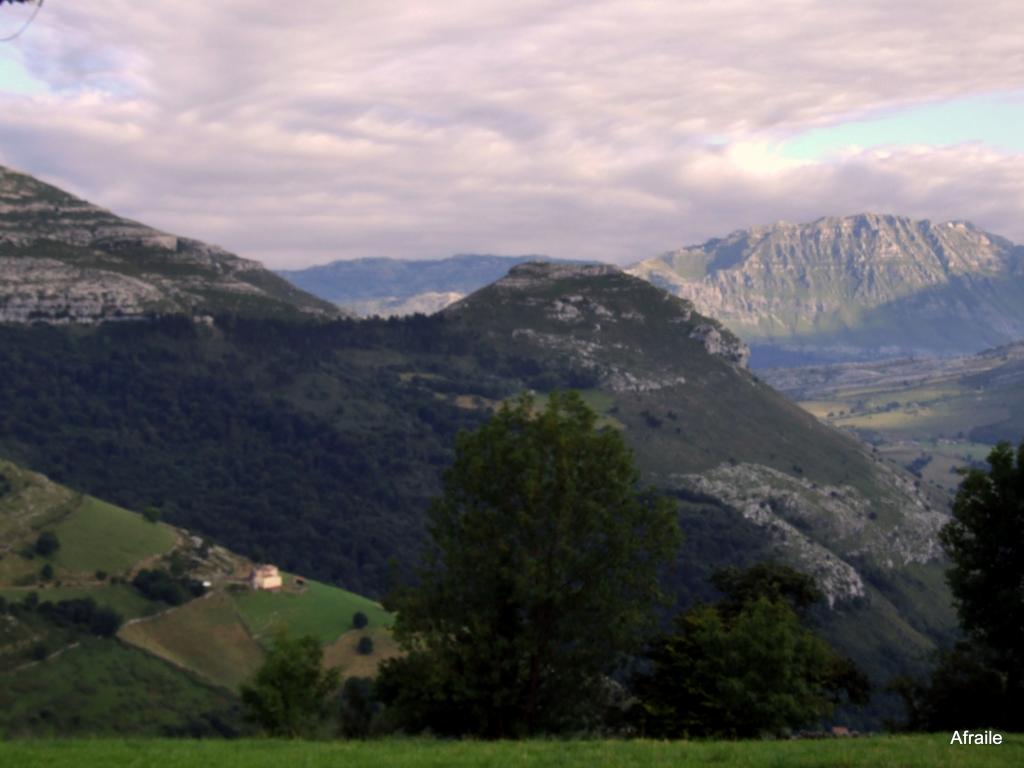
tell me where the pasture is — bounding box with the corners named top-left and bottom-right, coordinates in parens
top-left (232, 575), bottom-right (393, 646)
top-left (0, 735), bottom-right (1020, 768)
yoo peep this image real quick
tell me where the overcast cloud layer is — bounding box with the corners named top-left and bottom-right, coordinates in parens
top-left (2, 1), bottom-right (1024, 267)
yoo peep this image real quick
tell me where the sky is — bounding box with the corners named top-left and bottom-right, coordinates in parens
top-left (2, 1), bottom-right (1024, 268)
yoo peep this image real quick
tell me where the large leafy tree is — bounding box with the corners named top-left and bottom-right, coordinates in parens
top-left (904, 439), bottom-right (1024, 730)
top-left (636, 563), bottom-right (868, 738)
top-left (380, 391), bottom-right (680, 737)
top-left (240, 631), bottom-right (340, 738)
top-left (940, 440), bottom-right (1024, 678)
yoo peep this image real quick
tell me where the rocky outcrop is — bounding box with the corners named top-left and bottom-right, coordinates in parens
top-left (447, 262), bottom-right (750, 382)
top-left (688, 323), bottom-right (750, 367)
top-left (668, 461), bottom-right (948, 607)
top-left (628, 213), bottom-right (1024, 358)
top-left (0, 165), bottom-right (338, 322)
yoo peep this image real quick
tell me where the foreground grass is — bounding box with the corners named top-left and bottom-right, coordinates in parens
top-left (2, 735), bottom-right (1021, 768)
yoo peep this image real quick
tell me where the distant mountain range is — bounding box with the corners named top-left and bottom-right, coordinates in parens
top-left (0, 165), bottom-right (338, 322)
top-left (276, 254), bottom-right (586, 316)
top-left (628, 214), bottom-right (1024, 364)
top-left (277, 214), bottom-right (1024, 366)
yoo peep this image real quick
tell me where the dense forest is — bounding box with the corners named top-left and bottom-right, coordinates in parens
top-left (0, 314), bottom-right (775, 604)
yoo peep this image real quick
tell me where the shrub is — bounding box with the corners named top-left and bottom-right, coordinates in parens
top-left (352, 611), bottom-right (368, 630)
top-left (34, 531), bottom-right (60, 557)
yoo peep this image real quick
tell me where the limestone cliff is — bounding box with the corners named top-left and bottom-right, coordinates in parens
top-left (628, 213), bottom-right (1024, 360)
top-left (0, 166), bottom-right (338, 323)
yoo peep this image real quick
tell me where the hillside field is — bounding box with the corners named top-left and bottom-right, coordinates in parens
top-left (117, 592), bottom-right (265, 691)
top-left (0, 458), bottom-right (397, 735)
top-left (0, 735), bottom-right (1020, 768)
top-left (233, 575), bottom-right (393, 646)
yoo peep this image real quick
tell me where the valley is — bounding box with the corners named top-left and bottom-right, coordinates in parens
top-left (763, 342), bottom-right (1024, 494)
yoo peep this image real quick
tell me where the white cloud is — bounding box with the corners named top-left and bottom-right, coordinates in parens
top-left (2, 1), bottom-right (1024, 266)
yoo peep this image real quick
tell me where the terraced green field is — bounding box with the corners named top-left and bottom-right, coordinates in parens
top-left (323, 626), bottom-right (401, 677)
top-left (1, 735), bottom-right (1020, 767)
top-left (232, 575), bottom-right (393, 647)
top-left (0, 640), bottom-right (241, 738)
top-left (118, 592), bottom-right (265, 690)
top-left (51, 497), bottom-right (176, 575)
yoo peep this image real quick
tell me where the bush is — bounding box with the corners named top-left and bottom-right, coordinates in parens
top-left (352, 611), bottom-right (368, 630)
top-left (36, 597), bottom-right (123, 637)
top-left (132, 569), bottom-right (203, 606)
top-left (34, 531), bottom-right (60, 557)
top-left (356, 636), bottom-right (374, 655)
top-left (40, 563), bottom-right (54, 580)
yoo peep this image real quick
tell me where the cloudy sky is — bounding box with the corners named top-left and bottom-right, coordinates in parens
top-left (2, 1), bottom-right (1024, 267)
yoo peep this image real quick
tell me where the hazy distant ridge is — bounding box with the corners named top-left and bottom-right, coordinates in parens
top-left (277, 254), bottom-right (588, 316)
top-left (627, 213), bottom-right (1024, 362)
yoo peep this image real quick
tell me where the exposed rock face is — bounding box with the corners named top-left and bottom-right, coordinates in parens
top-left (447, 262), bottom-right (750, 384)
top-left (669, 461), bottom-right (948, 606)
top-left (343, 291), bottom-right (466, 317)
top-left (0, 165), bottom-right (338, 323)
top-left (628, 213), bottom-right (1024, 360)
top-left (688, 323), bottom-right (750, 367)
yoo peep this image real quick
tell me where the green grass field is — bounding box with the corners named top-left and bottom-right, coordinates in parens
top-left (323, 626), bottom-right (402, 677)
top-left (118, 592), bottom-right (265, 691)
top-left (232, 576), bottom-right (393, 647)
top-left (0, 640), bottom-right (241, 738)
top-left (0, 735), bottom-right (1020, 767)
top-left (50, 497), bottom-right (176, 575)
top-left (0, 584), bottom-right (163, 620)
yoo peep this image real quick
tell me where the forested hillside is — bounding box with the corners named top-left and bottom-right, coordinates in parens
top-left (0, 264), bottom-right (958, 726)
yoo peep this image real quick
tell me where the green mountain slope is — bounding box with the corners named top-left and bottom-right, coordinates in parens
top-left (0, 165), bottom-right (339, 322)
top-left (0, 459), bottom-right (392, 736)
top-left (0, 264), bottom-right (957, 725)
top-left (628, 213), bottom-right (1024, 363)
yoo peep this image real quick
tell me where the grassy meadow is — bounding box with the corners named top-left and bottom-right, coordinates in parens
top-left (50, 497), bottom-right (176, 575)
top-left (1, 735), bottom-right (1020, 768)
top-left (233, 575), bottom-right (393, 646)
top-left (117, 592), bottom-right (265, 690)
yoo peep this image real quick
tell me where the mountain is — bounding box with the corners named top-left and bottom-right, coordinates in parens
top-left (0, 261), bottom-right (956, 725)
top-left (0, 458), bottom-right (392, 737)
top-left (276, 254), bottom-right (587, 316)
top-left (0, 165), bottom-right (339, 322)
top-left (627, 213), bottom-right (1024, 365)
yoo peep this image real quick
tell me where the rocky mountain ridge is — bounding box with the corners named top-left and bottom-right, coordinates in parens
top-left (443, 262), bottom-right (948, 612)
top-left (628, 213), bottom-right (1024, 363)
top-left (0, 166), bottom-right (338, 322)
